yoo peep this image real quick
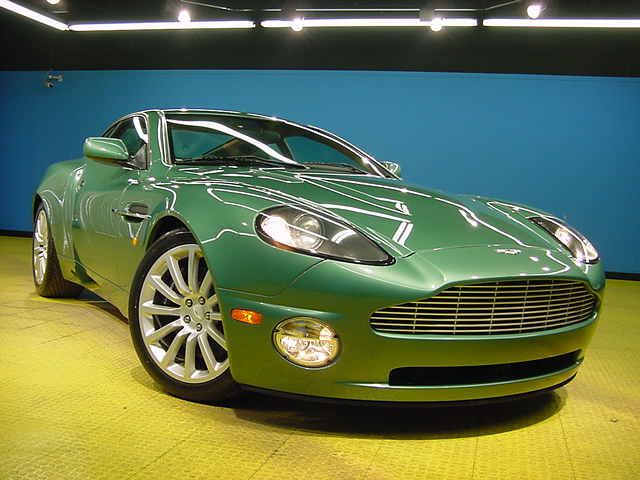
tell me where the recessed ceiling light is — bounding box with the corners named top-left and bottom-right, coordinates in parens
top-left (177, 9), bottom-right (191, 23)
top-left (430, 16), bottom-right (443, 32)
top-left (527, 3), bottom-right (544, 19)
top-left (46, 0), bottom-right (61, 5)
top-left (291, 16), bottom-right (304, 32)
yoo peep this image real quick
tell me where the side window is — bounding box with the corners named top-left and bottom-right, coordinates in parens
top-left (109, 117), bottom-right (148, 169)
top-left (285, 135), bottom-right (358, 167)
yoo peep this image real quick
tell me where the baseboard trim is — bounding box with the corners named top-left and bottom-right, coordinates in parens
top-left (0, 229), bottom-right (32, 238)
top-left (1, 229), bottom-right (638, 280)
top-left (605, 271), bottom-right (640, 281)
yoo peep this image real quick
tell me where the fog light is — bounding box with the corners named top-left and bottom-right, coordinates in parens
top-left (273, 317), bottom-right (339, 368)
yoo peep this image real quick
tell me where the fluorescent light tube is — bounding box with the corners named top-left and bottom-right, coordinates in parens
top-left (483, 18), bottom-right (640, 28)
top-left (261, 18), bottom-right (477, 28)
top-left (68, 20), bottom-right (255, 32)
top-left (0, 0), bottom-right (68, 30)
top-left (442, 18), bottom-right (478, 27)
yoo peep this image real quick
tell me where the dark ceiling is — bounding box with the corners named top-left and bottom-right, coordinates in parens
top-left (1, 1), bottom-right (639, 76)
top-left (15, 1), bottom-right (640, 22)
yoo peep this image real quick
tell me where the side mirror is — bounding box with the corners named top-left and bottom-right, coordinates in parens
top-left (83, 137), bottom-right (129, 164)
top-left (381, 161), bottom-right (402, 178)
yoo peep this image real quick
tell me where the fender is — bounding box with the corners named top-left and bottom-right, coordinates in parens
top-left (141, 179), bottom-right (323, 297)
top-left (34, 159), bottom-right (85, 280)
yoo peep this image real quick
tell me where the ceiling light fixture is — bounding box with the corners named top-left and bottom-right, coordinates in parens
top-left (45, 0), bottom-right (61, 5)
top-left (419, 2), bottom-right (446, 32)
top-left (177, 9), bottom-right (191, 23)
top-left (261, 18), bottom-right (477, 28)
top-left (483, 18), bottom-right (640, 28)
top-left (291, 16), bottom-right (303, 32)
top-left (68, 20), bottom-right (255, 32)
top-left (0, 0), bottom-right (67, 30)
top-left (526, 2), bottom-right (545, 19)
top-left (430, 16), bottom-right (443, 31)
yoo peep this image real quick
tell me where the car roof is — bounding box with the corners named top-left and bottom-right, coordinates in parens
top-left (158, 108), bottom-right (284, 121)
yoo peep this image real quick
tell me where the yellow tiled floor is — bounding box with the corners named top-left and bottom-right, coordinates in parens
top-left (1, 236), bottom-right (639, 480)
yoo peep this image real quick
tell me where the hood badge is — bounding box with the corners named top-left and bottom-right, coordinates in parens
top-left (496, 248), bottom-right (522, 255)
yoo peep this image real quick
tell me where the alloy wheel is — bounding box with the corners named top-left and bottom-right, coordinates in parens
top-left (138, 244), bottom-right (228, 384)
top-left (33, 209), bottom-right (49, 284)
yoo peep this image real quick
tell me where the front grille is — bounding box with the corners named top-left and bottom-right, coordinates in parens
top-left (388, 350), bottom-right (581, 386)
top-left (370, 279), bottom-right (597, 335)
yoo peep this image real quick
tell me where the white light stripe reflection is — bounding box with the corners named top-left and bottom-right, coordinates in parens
top-left (459, 209), bottom-right (478, 227)
top-left (0, 0), bottom-right (68, 30)
top-left (304, 177), bottom-right (411, 218)
top-left (399, 223), bottom-right (414, 246)
top-left (331, 230), bottom-right (356, 244)
top-left (435, 197), bottom-right (528, 247)
top-left (167, 119), bottom-right (297, 164)
top-left (261, 18), bottom-right (477, 28)
top-left (320, 204), bottom-right (405, 224)
top-left (201, 228), bottom-right (254, 244)
top-left (68, 20), bottom-right (255, 31)
top-left (483, 18), bottom-right (640, 28)
top-left (133, 117), bottom-right (149, 143)
top-left (152, 185), bottom-right (178, 210)
top-left (392, 222), bottom-right (414, 246)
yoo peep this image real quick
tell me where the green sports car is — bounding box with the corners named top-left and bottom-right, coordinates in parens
top-left (32, 109), bottom-right (604, 404)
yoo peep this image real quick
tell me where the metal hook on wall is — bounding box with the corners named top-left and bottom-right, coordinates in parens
top-left (45, 73), bottom-right (64, 88)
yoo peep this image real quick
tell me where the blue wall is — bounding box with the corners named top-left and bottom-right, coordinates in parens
top-left (1, 70), bottom-right (638, 273)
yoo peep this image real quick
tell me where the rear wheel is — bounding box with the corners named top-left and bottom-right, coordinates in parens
top-left (32, 206), bottom-right (83, 298)
top-left (129, 230), bottom-right (239, 403)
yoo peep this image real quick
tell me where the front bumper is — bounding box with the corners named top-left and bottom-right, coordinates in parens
top-left (217, 247), bottom-right (604, 402)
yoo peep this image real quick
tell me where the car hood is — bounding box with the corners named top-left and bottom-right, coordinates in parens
top-left (169, 166), bottom-right (554, 257)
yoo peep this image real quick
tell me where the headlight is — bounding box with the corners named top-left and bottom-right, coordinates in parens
top-left (256, 205), bottom-right (393, 265)
top-left (273, 317), bottom-right (340, 368)
top-left (529, 216), bottom-right (599, 264)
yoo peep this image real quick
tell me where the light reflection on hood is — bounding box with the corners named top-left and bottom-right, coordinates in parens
top-left (167, 166), bottom-right (566, 256)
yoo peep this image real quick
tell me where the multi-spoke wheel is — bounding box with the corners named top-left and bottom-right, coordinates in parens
top-left (129, 230), bottom-right (239, 403)
top-left (32, 205), bottom-right (83, 298)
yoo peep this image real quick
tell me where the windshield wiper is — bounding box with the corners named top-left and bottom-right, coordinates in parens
top-left (175, 155), bottom-right (307, 169)
top-left (302, 162), bottom-right (369, 174)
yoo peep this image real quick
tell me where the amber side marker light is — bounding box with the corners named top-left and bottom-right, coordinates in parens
top-left (231, 309), bottom-right (263, 325)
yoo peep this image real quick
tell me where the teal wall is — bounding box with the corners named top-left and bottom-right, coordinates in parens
top-left (1, 70), bottom-right (638, 273)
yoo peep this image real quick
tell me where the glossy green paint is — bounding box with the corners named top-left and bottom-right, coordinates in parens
top-left (83, 137), bottom-right (129, 163)
top-left (34, 109), bottom-right (605, 402)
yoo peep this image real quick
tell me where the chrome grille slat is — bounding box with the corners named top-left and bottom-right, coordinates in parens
top-left (424, 290), bottom-right (588, 300)
top-left (372, 314), bottom-right (591, 334)
top-left (389, 293), bottom-right (594, 307)
top-left (372, 311), bottom-right (593, 329)
top-left (370, 279), bottom-right (597, 336)
top-left (446, 282), bottom-right (577, 289)
top-left (372, 303), bottom-right (595, 319)
top-left (382, 297), bottom-right (595, 312)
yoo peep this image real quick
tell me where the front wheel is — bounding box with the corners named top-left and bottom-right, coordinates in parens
top-left (128, 230), bottom-right (239, 403)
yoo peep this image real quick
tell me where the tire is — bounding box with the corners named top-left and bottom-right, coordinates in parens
top-left (128, 229), bottom-right (240, 403)
top-left (32, 205), bottom-right (84, 298)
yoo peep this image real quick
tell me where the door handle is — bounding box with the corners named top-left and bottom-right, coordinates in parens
top-left (112, 205), bottom-right (150, 221)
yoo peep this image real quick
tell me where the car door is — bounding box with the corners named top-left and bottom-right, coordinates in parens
top-left (72, 116), bottom-right (149, 288)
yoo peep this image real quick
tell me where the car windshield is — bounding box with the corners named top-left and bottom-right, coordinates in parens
top-left (165, 113), bottom-right (390, 177)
